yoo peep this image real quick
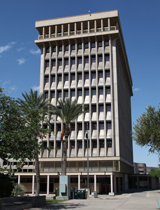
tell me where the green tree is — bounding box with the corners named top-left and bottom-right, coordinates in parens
top-left (17, 89), bottom-right (51, 196)
top-left (0, 88), bottom-right (28, 161)
top-left (50, 98), bottom-right (85, 175)
top-left (133, 105), bottom-right (160, 155)
top-left (148, 168), bottom-right (160, 178)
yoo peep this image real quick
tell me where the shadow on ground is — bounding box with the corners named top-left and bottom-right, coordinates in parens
top-left (28, 202), bottom-right (86, 210)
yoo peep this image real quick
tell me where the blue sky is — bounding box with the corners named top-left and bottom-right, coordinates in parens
top-left (1, 0), bottom-right (160, 167)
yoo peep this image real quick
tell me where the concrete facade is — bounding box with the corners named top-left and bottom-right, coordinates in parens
top-left (2, 10), bottom-right (133, 195)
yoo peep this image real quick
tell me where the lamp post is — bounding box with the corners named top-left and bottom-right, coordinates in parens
top-left (86, 122), bottom-right (89, 191)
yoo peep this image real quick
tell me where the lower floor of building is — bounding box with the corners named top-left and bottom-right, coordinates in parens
top-left (14, 173), bottom-right (159, 196)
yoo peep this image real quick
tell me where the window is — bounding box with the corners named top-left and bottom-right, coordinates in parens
top-left (58, 60), bottom-right (62, 66)
top-left (65, 59), bottom-right (69, 65)
top-left (58, 91), bottom-right (61, 98)
top-left (64, 74), bottom-right (68, 81)
top-left (58, 75), bottom-right (62, 82)
top-left (100, 140), bottom-right (104, 148)
top-left (99, 88), bottom-right (103, 95)
top-left (99, 104), bottom-right (104, 112)
top-left (71, 90), bottom-right (75, 97)
top-left (107, 122), bottom-right (111, 129)
top-left (46, 61), bottom-right (49, 67)
top-left (106, 87), bottom-right (111, 94)
top-left (51, 91), bottom-right (55, 98)
top-left (51, 124), bottom-right (54, 131)
top-left (78, 141), bottom-right (82, 148)
top-left (57, 141), bottom-right (61, 149)
top-left (106, 71), bottom-right (110, 78)
top-left (85, 141), bottom-right (90, 148)
top-left (85, 73), bottom-right (89, 79)
top-left (92, 105), bottom-right (96, 112)
top-left (78, 90), bottom-right (82, 96)
top-left (46, 47), bottom-right (49, 53)
top-left (71, 58), bottom-right (75, 65)
top-left (107, 140), bottom-right (112, 148)
top-left (99, 72), bottom-right (103, 78)
top-left (45, 77), bottom-right (49, 83)
top-left (71, 141), bottom-right (75, 149)
top-left (53, 46), bottom-right (56, 52)
top-left (52, 75), bottom-right (55, 82)
top-left (92, 123), bottom-right (97, 130)
top-left (85, 43), bottom-right (88, 49)
top-left (45, 92), bottom-right (48, 99)
top-left (57, 124), bottom-right (61, 131)
top-left (98, 42), bottom-right (102, 47)
top-left (78, 123), bottom-right (82, 130)
top-left (71, 124), bottom-right (75, 131)
top-left (98, 55), bottom-right (102, 62)
top-left (91, 56), bottom-right (95, 63)
top-left (91, 42), bottom-right (95, 48)
top-left (71, 74), bottom-right (75, 80)
top-left (106, 104), bottom-right (111, 111)
top-left (85, 89), bottom-right (89, 96)
top-left (105, 54), bottom-right (109, 62)
top-left (99, 122), bottom-right (104, 130)
top-left (52, 60), bottom-right (56, 67)
top-left (78, 73), bottom-right (82, 80)
top-left (92, 72), bottom-right (96, 79)
top-left (65, 45), bottom-right (69, 51)
top-left (92, 141), bottom-right (97, 148)
top-left (92, 88), bottom-right (96, 95)
top-left (105, 40), bottom-right (109, 46)
top-left (59, 46), bottom-right (62, 52)
top-left (78, 44), bottom-right (82, 49)
top-left (85, 57), bottom-right (89, 64)
top-left (64, 90), bottom-right (68, 97)
top-left (72, 44), bottom-right (75, 50)
top-left (78, 57), bottom-right (82, 64)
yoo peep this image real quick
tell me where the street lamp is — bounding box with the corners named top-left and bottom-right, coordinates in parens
top-left (85, 122), bottom-right (89, 192)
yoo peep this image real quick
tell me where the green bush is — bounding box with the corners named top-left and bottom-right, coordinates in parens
top-left (13, 184), bottom-right (26, 196)
top-left (0, 173), bottom-right (14, 198)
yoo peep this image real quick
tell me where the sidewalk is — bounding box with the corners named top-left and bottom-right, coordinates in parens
top-left (26, 189), bottom-right (160, 210)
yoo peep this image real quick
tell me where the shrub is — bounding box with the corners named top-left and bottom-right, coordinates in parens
top-left (13, 184), bottom-right (26, 196)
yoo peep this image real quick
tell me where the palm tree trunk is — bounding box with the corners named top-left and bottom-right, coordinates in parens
top-left (35, 153), bottom-right (40, 196)
top-left (63, 136), bottom-right (68, 175)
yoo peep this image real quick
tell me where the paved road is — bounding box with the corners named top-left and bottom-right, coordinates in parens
top-left (27, 190), bottom-right (160, 210)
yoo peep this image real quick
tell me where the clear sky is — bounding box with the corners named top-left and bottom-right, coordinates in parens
top-left (1, 0), bottom-right (160, 167)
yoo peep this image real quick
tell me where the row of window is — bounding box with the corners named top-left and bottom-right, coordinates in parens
top-left (45, 87), bottom-right (111, 99)
top-left (44, 121), bottom-right (111, 132)
top-left (46, 54), bottom-right (109, 68)
top-left (46, 41), bottom-right (109, 53)
top-left (43, 139), bottom-right (112, 149)
top-left (45, 71), bottom-right (110, 83)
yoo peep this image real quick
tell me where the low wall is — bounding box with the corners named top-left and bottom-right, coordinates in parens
top-left (0, 196), bottom-right (46, 209)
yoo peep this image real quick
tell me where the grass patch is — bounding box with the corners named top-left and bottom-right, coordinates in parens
top-left (46, 199), bottom-right (68, 205)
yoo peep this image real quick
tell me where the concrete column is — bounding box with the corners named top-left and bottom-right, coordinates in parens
top-left (81, 22), bottom-right (83, 34)
top-left (49, 26), bottom-right (51, 38)
top-left (114, 175), bottom-right (117, 194)
top-left (108, 18), bottom-right (110, 30)
top-left (88, 21), bottom-right (90, 33)
top-left (101, 19), bottom-right (103, 31)
top-left (43, 27), bottom-right (45, 39)
top-left (78, 174), bottom-right (80, 190)
top-left (47, 175), bottom-right (50, 195)
top-left (18, 175), bottom-right (20, 185)
top-left (74, 22), bottom-right (76, 35)
top-left (32, 175), bottom-right (35, 195)
top-left (109, 174), bottom-right (114, 195)
top-left (68, 23), bottom-right (70, 36)
top-left (94, 20), bottom-right (97, 32)
top-left (61, 24), bottom-right (64, 36)
top-left (94, 174), bottom-right (96, 191)
top-left (55, 25), bottom-right (57, 37)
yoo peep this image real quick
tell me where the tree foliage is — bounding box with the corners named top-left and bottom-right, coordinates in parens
top-left (148, 168), bottom-right (160, 178)
top-left (133, 105), bottom-right (160, 155)
top-left (50, 98), bottom-right (86, 175)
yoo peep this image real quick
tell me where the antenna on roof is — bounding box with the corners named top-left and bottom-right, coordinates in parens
top-left (88, 11), bottom-right (91, 16)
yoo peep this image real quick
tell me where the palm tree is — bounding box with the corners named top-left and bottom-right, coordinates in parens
top-left (50, 98), bottom-right (85, 175)
top-left (17, 89), bottom-right (50, 196)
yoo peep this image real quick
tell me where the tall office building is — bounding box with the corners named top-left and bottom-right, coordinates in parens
top-left (3, 10), bottom-right (133, 195)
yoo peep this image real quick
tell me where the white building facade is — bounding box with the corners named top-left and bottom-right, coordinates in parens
top-left (3, 10), bottom-right (133, 195)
